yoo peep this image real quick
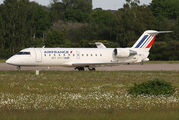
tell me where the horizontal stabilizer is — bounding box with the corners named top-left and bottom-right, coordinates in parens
top-left (146, 31), bottom-right (173, 34)
top-left (89, 42), bottom-right (107, 48)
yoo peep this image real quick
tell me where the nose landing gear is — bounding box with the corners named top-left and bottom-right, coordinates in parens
top-left (17, 66), bottom-right (21, 71)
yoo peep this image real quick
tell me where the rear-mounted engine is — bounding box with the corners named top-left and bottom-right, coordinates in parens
top-left (113, 48), bottom-right (137, 58)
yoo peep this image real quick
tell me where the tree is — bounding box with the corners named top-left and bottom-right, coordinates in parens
top-left (49, 0), bottom-right (92, 22)
top-left (45, 29), bottom-right (71, 47)
top-left (62, 0), bottom-right (92, 13)
top-left (110, 5), bottom-right (155, 47)
top-left (124, 0), bottom-right (140, 8)
top-left (0, 0), bottom-right (35, 55)
top-left (91, 10), bottom-right (114, 26)
top-left (49, 1), bottom-right (66, 22)
top-left (31, 2), bottom-right (52, 38)
top-left (150, 0), bottom-right (179, 20)
top-left (0, 4), bottom-right (5, 51)
top-left (65, 9), bottom-right (90, 23)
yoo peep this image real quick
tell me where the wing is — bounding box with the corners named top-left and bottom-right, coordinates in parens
top-left (72, 62), bottom-right (129, 67)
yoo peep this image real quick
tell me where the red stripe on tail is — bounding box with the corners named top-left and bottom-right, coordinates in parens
top-left (146, 35), bottom-right (157, 48)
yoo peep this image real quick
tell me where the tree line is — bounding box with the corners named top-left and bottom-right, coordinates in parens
top-left (0, 0), bottom-right (179, 60)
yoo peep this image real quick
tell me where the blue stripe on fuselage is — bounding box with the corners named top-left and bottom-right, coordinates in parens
top-left (135, 35), bottom-right (148, 48)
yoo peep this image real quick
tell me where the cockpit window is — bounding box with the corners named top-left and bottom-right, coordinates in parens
top-left (16, 52), bottom-right (30, 55)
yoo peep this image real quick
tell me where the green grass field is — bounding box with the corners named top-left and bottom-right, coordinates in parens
top-left (0, 71), bottom-right (179, 119)
top-left (0, 59), bottom-right (6, 63)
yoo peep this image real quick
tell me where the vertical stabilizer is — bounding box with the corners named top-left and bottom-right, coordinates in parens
top-left (132, 30), bottom-right (172, 51)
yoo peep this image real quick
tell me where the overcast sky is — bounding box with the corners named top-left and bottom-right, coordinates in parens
top-left (0, 0), bottom-right (152, 10)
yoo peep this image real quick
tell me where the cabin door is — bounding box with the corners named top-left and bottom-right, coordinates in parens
top-left (34, 49), bottom-right (42, 62)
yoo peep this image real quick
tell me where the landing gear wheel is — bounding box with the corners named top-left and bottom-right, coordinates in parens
top-left (141, 61), bottom-right (143, 65)
top-left (75, 67), bottom-right (84, 71)
top-left (87, 66), bottom-right (96, 71)
top-left (17, 66), bottom-right (21, 71)
top-left (91, 68), bottom-right (96, 71)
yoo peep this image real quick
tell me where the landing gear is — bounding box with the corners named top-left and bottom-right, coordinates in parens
top-left (75, 67), bottom-right (84, 71)
top-left (87, 66), bottom-right (96, 71)
top-left (141, 61), bottom-right (143, 65)
top-left (75, 66), bottom-right (96, 71)
top-left (17, 66), bottom-right (21, 71)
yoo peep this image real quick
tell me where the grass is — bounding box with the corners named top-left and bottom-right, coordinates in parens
top-left (144, 61), bottom-right (179, 64)
top-left (0, 71), bottom-right (179, 119)
top-left (0, 59), bottom-right (6, 63)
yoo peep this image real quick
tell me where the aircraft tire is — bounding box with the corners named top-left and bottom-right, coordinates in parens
top-left (91, 68), bottom-right (96, 71)
top-left (77, 67), bottom-right (84, 71)
top-left (17, 66), bottom-right (21, 71)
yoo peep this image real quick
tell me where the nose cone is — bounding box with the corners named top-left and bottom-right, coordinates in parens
top-left (6, 58), bottom-right (13, 65)
top-left (6, 56), bottom-right (20, 66)
top-left (6, 59), bottom-right (10, 64)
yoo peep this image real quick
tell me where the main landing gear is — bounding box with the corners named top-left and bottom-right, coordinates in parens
top-left (75, 67), bottom-right (84, 71)
top-left (75, 66), bottom-right (96, 71)
top-left (87, 66), bottom-right (96, 71)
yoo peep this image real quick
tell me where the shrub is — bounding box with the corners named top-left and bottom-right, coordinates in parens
top-left (128, 79), bottom-right (176, 96)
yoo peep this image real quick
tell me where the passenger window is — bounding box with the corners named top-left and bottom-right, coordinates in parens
top-left (100, 54), bottom-right (102, 56)
top-left (73, 54), bottom-right (75, 56)
top-left (44, 54), bottom-right (46, 56)
top-left (82, 54), bottom-right (84, 56)
top-left (64, 54), bottom-right (65, 56)
top-left (54, 54), bottom-right (56, 56)
top-left (86, 54), bottom-right (88, 56)
top-left (91, 54), bottom-right (93, 56)
top-left (49, 54), bottom-right (51, 56)
top-left (95, 54), bottom-right (97, 56)
top-left (68, 54), bottom-right (70, 56)
top-left (59, 54), bottom-right (60, 56)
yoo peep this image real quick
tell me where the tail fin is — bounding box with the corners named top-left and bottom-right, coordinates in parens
top-left (132, 30), bottom-right (172, 51)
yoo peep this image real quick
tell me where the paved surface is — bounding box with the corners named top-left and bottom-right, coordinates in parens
top-left (1, 63), bottom-right (179, 71)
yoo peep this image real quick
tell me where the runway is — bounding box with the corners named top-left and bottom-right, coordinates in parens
top-left (1, 63), bottom-right (179, 71)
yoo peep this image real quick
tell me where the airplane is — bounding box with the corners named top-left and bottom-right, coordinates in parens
top-left (6, 30), bottom-right (172, 71)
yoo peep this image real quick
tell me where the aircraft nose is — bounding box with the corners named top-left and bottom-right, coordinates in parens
top-left (6, 57), bottom-right (19, 65)
top-left (6, 59), bottom-right (12, 64)
top-left (6, 56), bottom-right (22, 66)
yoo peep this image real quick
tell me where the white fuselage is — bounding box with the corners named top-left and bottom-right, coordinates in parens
top-left (6, 48), bottom-right (148, 67)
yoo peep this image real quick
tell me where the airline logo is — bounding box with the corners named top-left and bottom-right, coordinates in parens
top-left (135, 35), bottom-right (157, 48)
top-left (44, 51), bottom-right (73, 54)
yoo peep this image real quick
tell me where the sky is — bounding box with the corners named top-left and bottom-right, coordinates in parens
top-left (0, 0), bottom-right (152, 10)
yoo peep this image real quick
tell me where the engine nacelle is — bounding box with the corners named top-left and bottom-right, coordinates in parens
top-left (113, 48), bottom-right (137, 58)
top-left (113, 48), bottom-right (130, 58)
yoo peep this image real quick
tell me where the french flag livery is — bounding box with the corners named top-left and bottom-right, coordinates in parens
top-left (132, 30), bottom-right (171, 51)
